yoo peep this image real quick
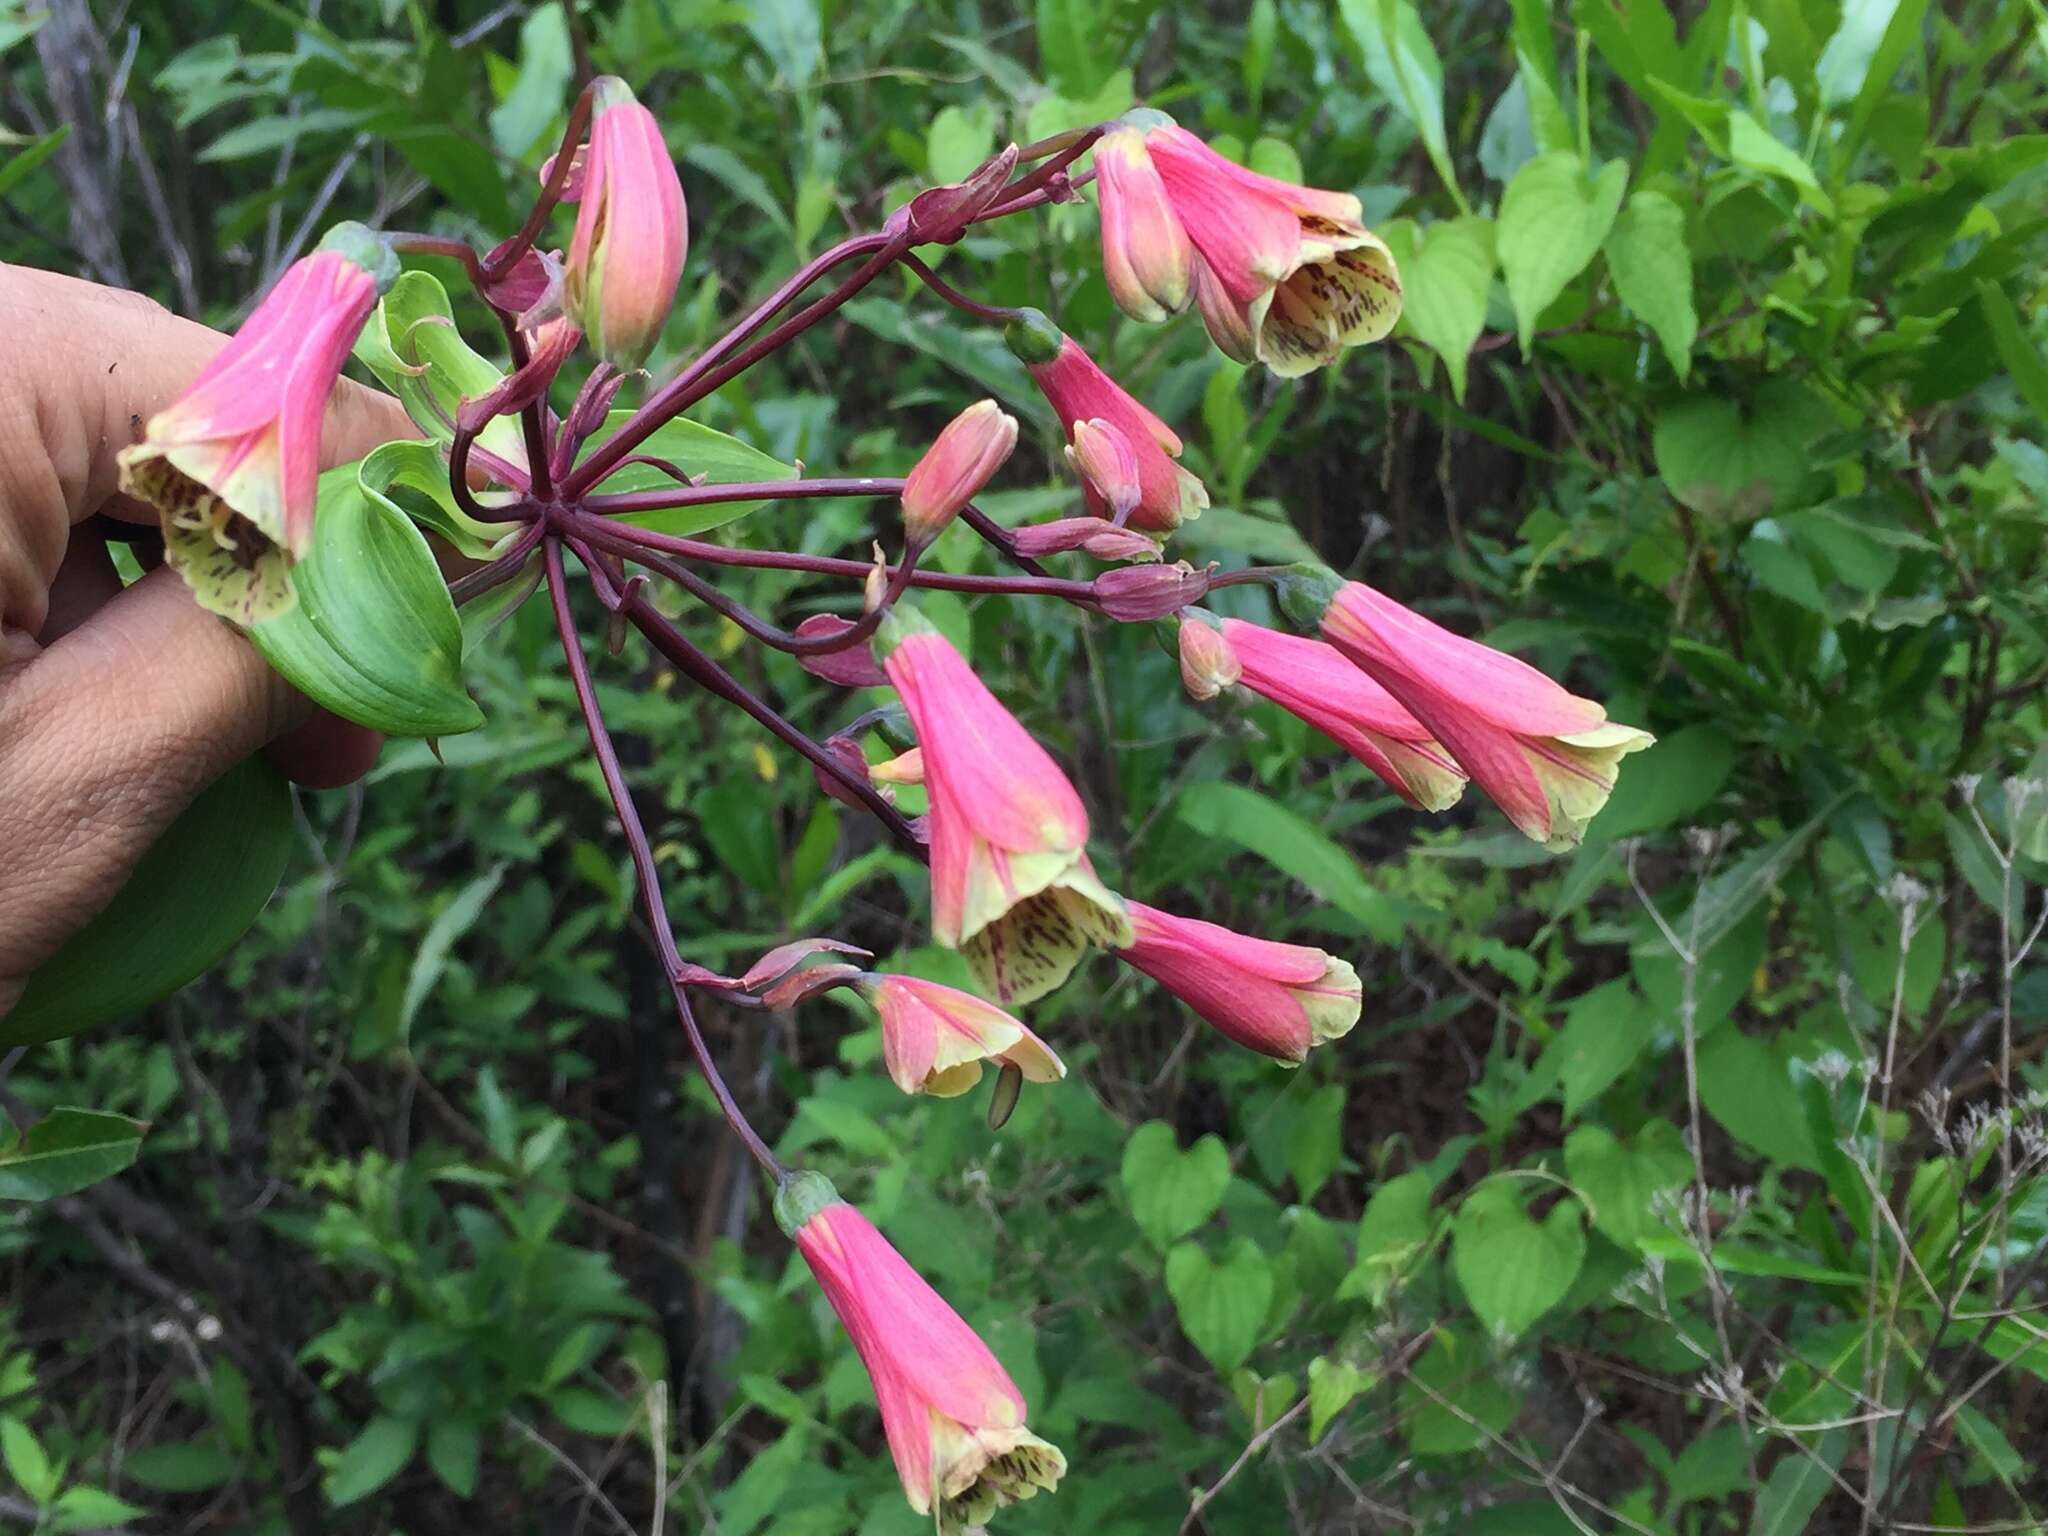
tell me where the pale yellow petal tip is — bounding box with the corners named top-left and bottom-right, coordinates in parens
top-left (1304, 956), bottom-right (1364, 1048)
top-left (930, 1418), bottom-right (1068, 1534)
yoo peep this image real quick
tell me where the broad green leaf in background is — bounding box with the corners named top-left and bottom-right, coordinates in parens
top-left (1839, 0), bottom-right (1933, 153)
top-left (1535, 978), bottom-right (1658, 1118)
top-left (1698, 1030), bottom-right (1823, 1170)
top-left (1288, 1083), bottom-right (1347, 1200)
top-left (325, 1414), bottom-right (419, 1506)
top-left (0, 1416), bottom-right (56, 1507)
top-left (1165, 1237), bottom-right (1273, 1374)
top-left (1383, 215), bottom-right (1496, 401)
top-left (1604, 190), bottom-right (1697, 377)
top-left (1653, 380), bottom-right (1833, 520)
top-left (1036, 0), bottom-right (1163, 97)
top-left (925, 103), bottom-right (995, 184)
top-left (1588, 722), bottom-right (1734, 839)
top-left (1307, 1355), bottom-right (1368, 1439)
top-left (683, 144), bottom-right (795, 239)
top-left (399, 868), bottom-right (506, 1041)
top-left (487, 2), bottom-right (571, 158)
top-left (1749, 1431), bottom-right (1848, 1536)
top-left (251, 468), bottom-right (482, 738)
top-left (1401, 1328), bottom-right (1517, 1453)
top-left (1497, 152), bottom-right (1629, 351)
top-left (1451, 1181), bottom-right (1585, 1340)
top-left (842, 298), bottom-right (1052, 429)
top-left (1564, 1121), bottom-right (1690, 1248)
top-left (1978, 279), bottom-right (2048, 423)
top-left (1176, 782), bottom-right (1403, 942)
top-left (0, 1108), bottom-right (148, 1202)
top-left (1726, 112), bottom-right (1833, 216)
top-left (1339, 0), bottom-right (1468, 212)
top-left (5, 758), bottom-right (294, 1045)
top-left (1816, 0), bottom-right (1906, 106)
top-left (1674, 795), bottom-right (1845, 955)
top-left (353, 271), bottom-right (525, 470)
top-left (577, 412), bottom-right (801, 534)
top-left (1338, 1166), bottom-right (1441, 1304)
top-left (0, 124), bottom-right (70, 199)
top-left (743, 0), bottom-right (823, 86)
top-left (1121, 1121), bottom-right (1230, 1251)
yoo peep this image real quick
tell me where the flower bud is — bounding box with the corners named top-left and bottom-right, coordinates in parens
top-left (1093, 561), bottom-right (1214, 622)
top-left (901, 400), bottom-right (1017, 547)
top-left (1010, 517), bottom-right (1161, 563)
top-left (564, 76), bottom-right (687, 369)
top-left (1177, 615), bottom-right (1242, 700)
top-left (1064, 418), bottom-right (1142, 525)
top-left (896, 143), bottom-right (1021, 245)
top-left (795, 616), bottom-right (889, 688)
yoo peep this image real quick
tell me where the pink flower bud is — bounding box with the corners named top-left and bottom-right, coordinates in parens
top-left (1318, 582), bottom-right (1654, 849)
top-left (1176, 616), bottom-right (1242, 701)
top-left (874, 607), bottom-right (1131, 1004)
top-left (1064, 418), bottom-right (1143, 525)
top-left (896, 144), bottom-right (1021, 245)
top-left (1006, 313), bottom-right (1208, 532)
top-left (795, 616), bottom-right (889, 688)
top-left (115, 226), bottom-right (394, 624)
top-left (1009, 517), bottom-right (1162, 563)
top-left (1094, 119), bottom-right (1195, 323)
top-left (860, 974), bottom-right (1063, 1098)
top-left (1092, 561), bottom-right (1213, 622)
top-left (774, 1173), bottom-right (1066, 1526)
top-left (901, 400), bottom-right (1017, 546)
top-left (1117, 901), bottom-right (1361, 1063)
top-left (564, 77), bottom-right (687, 369)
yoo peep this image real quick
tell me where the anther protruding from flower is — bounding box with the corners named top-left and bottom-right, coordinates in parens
top-left (1176, 612), bottom-right (1242, 701)
top-left (1218, 618), bottom-right (1467, 812)
top-left (115, 228), bottom-right (393, 624)
top-left (796, 616), bottom-right (891, 688)
top-left (777, 1174), bottom-right (1067, 1530)
top-left (1064, 417), bottom-right (1143, 525)
top-left (873, 605), bottom-right (1132, 1005)
top-left (902, 400), bottom-right (1018, 548)
top-left (564, 77), bottom-right (687, 370)
top-left (1005, 310), bottom-right (1208, 532)
top-left (896, 144), bottom-right (1022, 246)
top-left (1009, 517), bottom-right (1161, 563)
top-left (1093, 561), bottom-right (1214, 622)
top-left (860, 973), bottom-right (1064, 1099)
top-left (1300, 575), bottom-right (1653, 849)
top-left (1102, 110), bottom-right (1402, 377)
top-left (1095, 114), bottom-right (1195, 323)
top-left (1116, 900), bottom-right (1361, 1064)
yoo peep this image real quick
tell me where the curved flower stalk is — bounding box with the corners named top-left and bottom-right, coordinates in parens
top-left (564, 76), bottom-right (687, 369)
top-left (1095, 109), bottom-right (1402, 377)
top-left (1283, 570), bottom-right (1654, 849)
top-left (1006, 310), bottom-right (1208, 532)
top-left (1197, 616), bottom-right (1468, 812)
top-left (776, 1173), bottom-right (1066, 1532)
top-left (876, 606), bottom-right (1132, 1004)
top-left (1115, 900), bottom-right (1361, 1063)
top-left (861, 973), bottom-right (1064, 1098)
top-left (116, 223), bottom-right (396, 623)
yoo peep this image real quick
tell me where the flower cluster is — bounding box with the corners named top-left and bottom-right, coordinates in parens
top-left (112, 86), bottom-right (1656, 1531)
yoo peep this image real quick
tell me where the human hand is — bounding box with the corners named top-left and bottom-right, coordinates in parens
top-left (0, 264), bottom-right (413, 1020)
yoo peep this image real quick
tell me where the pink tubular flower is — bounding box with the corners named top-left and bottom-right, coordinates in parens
top-left (776, 1173), bottom-right (1066, 1529)
top-left (1217, 618), bottom-right (1467, 813)
top-left (1095, 120), bottom-right (1194, 322)
top-left (564, 77), bottom-right (687, 369)
top-left (1177, 614), bottom-right (1242, 700)
top-left (1064, 417), bottom-right (1142, 524)
top-left (1304, 575), bottom-right (1653, 849)
top-left (1117, 901), bottom-right (1361, 1064)
top-left (902, 400), bottom-right (1018, 546)
top-left (876, 607), bottom-right (1132, 1005)
top-left (1010, 517), bottom-right (1161, 563)
top-left (861, 974), bottom-right (1064, 1098)
top-left (116, 224), bottom-right (393, 624)
top-left (1006, 310), bottom-right (1207, 532)
top-left (1106, 110), bottom-right (1401, 378)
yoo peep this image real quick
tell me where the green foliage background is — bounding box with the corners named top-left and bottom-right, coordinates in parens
top-left (2, 0), bottom-right (2046, 1531)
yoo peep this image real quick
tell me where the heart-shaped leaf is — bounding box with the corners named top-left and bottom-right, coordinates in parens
top-left (4, 758), bottom-right (294, 1045)
top-left (0, 1107), bottom-right (148, 1201)
top-left (252, 466), bottom-right (482, 738)
top-left (1451, 1181), bottom-right (1585, 1340)
top-left (1498, 151), bottom-right (1628, 350)
top-left (1652, 380), bottom-right (1833, 520)
top-left (1383, 214), bottom-right (1496, 401)
top-left (1165, 1237), bottom-right (1274, 1374)
top-left (1564, 1122), bottom-right (1692, 1249)
top-left (1120, 1120), bottom-right (1230, 1251)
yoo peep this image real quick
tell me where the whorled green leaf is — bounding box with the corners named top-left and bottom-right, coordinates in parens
top-left (575, 411), bottom-right (800, 535)
top-left (0, 1107), bottom-right (149, 1201)
top-left (5, 758), bottom-right (294, 1045)
top-left (353, 269), bottom-right (525, 471)
top-left (360, 439), bottom-right (508, 562)
top-left (1498, 152), bottom-right (1629, 351)
top-left (1604, 190), bottom-right (1697, 378)
top-left (251, 465), bottom-right (482, 738)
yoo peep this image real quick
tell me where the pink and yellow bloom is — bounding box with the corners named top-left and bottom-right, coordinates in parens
top-left (1098, 110), bottom-right (1402, 378)
top-left (116, 224), bottom-right (393, 624)
top-left (1007, 311), bottom-right (1207, 533)
top-left (1307, 576), bottom-right (1653, 849)
top-left (862, 973), bottom-right (1064, 1098)
top-left (1064, 417), bottom-right (1143, 525)
top-left (902, 400), bottom-right (1017, 546)
top-left (564, 77), bottom-right (687, 369)
top-left (1116, 901), bottom-right (1361, 1064)
top-left (876, 607), bottom-right (1131, 1005)
top-left (776, 1173), bottom-right (1065, 1531)
top-left (1216, 619), bottom-right (1467, 812)
top-left (1177, 615), bottom-right (1242, 700)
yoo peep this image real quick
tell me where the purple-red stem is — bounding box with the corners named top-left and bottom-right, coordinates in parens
top-left (543, 536), bottom-right (787, 1176)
